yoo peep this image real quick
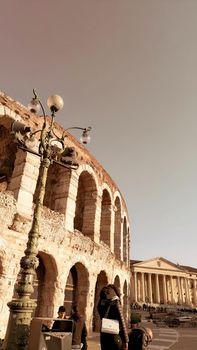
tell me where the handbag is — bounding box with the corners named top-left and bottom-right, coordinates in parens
top-left (101, 303), bottom-right (120, 334)
top-left (101, 317), bottom-right (120, 334)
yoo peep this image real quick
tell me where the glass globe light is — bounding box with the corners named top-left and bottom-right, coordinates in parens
top-left (47, 94), bottom-right (64, 113)
top-left (80, 129), bottom-right (91, 144)
top-left (27, 98), bottom-right (41, 114)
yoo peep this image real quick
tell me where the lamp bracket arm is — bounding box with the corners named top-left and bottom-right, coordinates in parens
top-left (16, 145), bottom-right (41, 158)
top-left (39, 121), bottom-right (47, 152)
top-left (33, 89), bottom-right (47, 124)
top-left (50, 159), bottom-right (79, 170)
top-left (62, 126), bottom-right (91, 139)
top-left (52, 128), bottom-right (63, 141)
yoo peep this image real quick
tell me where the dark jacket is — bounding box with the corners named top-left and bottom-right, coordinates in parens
top-left (98, 297), bottom-right (128, 350)
top-left (52, 318), bottom-right (66, 332)
top-left (70, 314), bottom-right (87, 350)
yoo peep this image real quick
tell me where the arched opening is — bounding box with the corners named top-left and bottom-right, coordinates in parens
top-left (114, 275), bottom-right (120, 293)
top-left (114, 197), bottom-right (121, 259)
top-left (0, 120), bottom-right (17, 191)
top-left (93, 270), bottom-right (108, 332)
top-left (13, 252), bottom-right (58, 317)
top-left (34, 252), bottom-right (58, 317)
top-left (64, 265), bottom-right (77, 316)
top-left (74, 171), bottom-right (97, 239)
top-left (123, 217), bottom-right (127, 263)
top-left (64, 262), bottom-right (89, 317)
top-left (34, 163), bottom-right (71, 214)
top-left (123, 281), bottom-right (128, 322)
top-left (100, 189), bottom-right (111, 247)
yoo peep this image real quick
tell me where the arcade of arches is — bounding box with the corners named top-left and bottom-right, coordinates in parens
top-left (0, 92), bottom-right (130, 339)
top-left (131, 258), bottom-right (197, 307)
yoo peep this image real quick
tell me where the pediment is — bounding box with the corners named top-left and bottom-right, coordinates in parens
top-left (132, 257), bottom-right (183, 272)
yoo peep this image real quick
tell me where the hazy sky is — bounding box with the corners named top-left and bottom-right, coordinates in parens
top-left (1, 0), bottom-right (197, 267)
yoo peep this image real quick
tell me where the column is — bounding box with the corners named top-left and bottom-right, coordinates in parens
top-left (156, 274), bottom-right (160, 304)
top-left (184, 278), bottom-right (189, 305)
top-left (163, 275), bottom-right (167, 304)
top-left (148, 273), bottom-right (153, 304)
top-left (193, 280), bottom-right (197, 306)
top-left (167, 276), bottom-right (171, 303)
top-left (137, 274), bottom-right (141, 301)
top-left (170, 276), bottom-right (174, 304)
top-left (180, 277), bottom-right (185, 304)
top-left (141, 273), bottom-right (145, 302)
top-left (134, 272), bottom-right (137, 302)
top-left (177, 277), bottom-right (182, 304)
top-left (186, 278), bottom-right (192, 305)
top-left (8, 149), bottom-right (40, 217)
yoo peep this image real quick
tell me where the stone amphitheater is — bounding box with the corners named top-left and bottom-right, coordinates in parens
top-left (0, 91), bottom-right (130, 340)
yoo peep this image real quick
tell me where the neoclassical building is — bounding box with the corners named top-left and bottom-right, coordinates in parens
top-left (130, 257), bottom-right (197, 307)
top-left (0, 91), bottom-right (130, 339)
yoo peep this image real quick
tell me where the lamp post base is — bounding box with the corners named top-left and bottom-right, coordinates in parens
top-left (2, 299), bottom-right (36, 350)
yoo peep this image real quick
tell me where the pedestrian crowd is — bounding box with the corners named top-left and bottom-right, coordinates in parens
top-left (45, 283), bottom-right (153, 350)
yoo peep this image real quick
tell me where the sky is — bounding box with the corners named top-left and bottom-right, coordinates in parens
top-left (1, 0), bottom-right (197, 267)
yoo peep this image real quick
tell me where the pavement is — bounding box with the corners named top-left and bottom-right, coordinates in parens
top-left (87, 321), bottom-right (197, 350)
top-left (88, 333), bottom-right (100, 350)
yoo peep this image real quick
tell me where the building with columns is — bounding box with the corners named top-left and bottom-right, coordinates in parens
top-left (0, 91), bottom-right (130, 340)
top-left (130, 257), bottom-right (197, 308)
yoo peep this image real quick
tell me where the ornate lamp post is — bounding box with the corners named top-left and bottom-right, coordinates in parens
top-left (3, 90), bottom-right (91, 350)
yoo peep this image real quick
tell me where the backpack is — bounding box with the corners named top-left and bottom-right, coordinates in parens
top-left (128, 327), bottom-right (149, 350)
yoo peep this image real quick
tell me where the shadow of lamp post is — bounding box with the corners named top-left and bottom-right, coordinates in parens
top-left (3, 90), bottom-right (91, 350)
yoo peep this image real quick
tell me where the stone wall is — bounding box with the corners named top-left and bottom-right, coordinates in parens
top-left (0, 91), bottom-right (131, 339)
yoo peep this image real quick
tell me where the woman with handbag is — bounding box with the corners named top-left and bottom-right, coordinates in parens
top-left (97, 284), bottom-right (128, 350)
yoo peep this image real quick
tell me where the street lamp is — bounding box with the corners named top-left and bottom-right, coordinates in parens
top-left (3, 90), bottom-right (91, 350)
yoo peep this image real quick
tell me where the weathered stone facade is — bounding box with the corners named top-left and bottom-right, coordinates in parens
top-left (131, 257), bottom-right (197, 308)
top-left (0, 92), bottom-right (130, 339)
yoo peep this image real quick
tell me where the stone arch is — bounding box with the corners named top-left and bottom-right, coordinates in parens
top-left (33, 252), bottom-right (58, 317)
top-left (93, 270), bottom-right (108, 332)
top-left (74, 170), bottom-right (97, 239)
top-left (76, 164), bottom-right (99, 191)
top-left (13, 252), bottom-right (58, 317)
top-left (0, 117), bottom-right (17, 191)
top-left (100, 189), bottom-right (111, 247)
top-left (127, 226), bottom-right (130, 261)
top-left (64, 262), bottom-right (89, 317)
top-left (114, 196), bottom-right (121, 259)
top-left (123, 280), bottom-right (128, 321)
top-left (35, 163), bottom-right (71, 213)
top-left (64, 265), bottom-right (77, 316)
top-left (114, 275), bottom-right (120, 293)
top-left (123, 216), bottom-right (127, 263)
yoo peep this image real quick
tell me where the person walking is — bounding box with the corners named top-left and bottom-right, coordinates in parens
top-left (70, 305), bottom-right (88, 350)
top-left (128, 314), bottom-right (152, 350)
top-left (97, 284), bottom-right (128, 350)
